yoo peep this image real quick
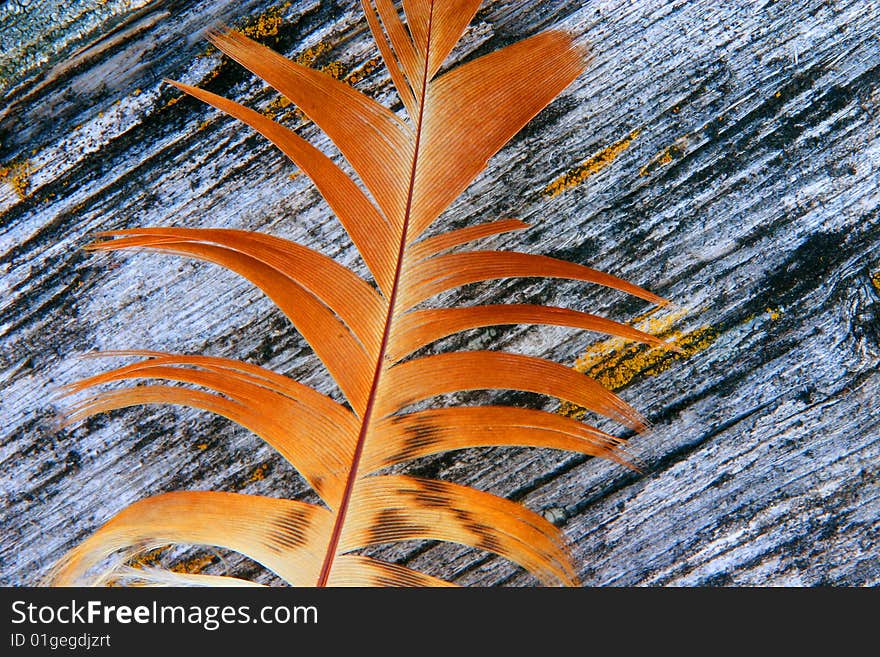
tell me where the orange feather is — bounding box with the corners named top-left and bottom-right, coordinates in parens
top-left (52, 1), bottom-right (670, 587)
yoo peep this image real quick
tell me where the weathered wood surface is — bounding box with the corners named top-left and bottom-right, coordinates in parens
top-left (1, 0), bottom-right (878, 586)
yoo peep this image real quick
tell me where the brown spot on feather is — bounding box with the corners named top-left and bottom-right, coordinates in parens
top-left (405, 478), bottom-right (452, 508)
top-left (263, 507), bottom-right (311, 553)
top-left (367, 509), bottom-right (431, 545)
top-left (383, 418), bottom-right (443, 466)
top-left (370, 560), bottom-right (436, 587)
top-left (470, 524), bottom-right (503, 553)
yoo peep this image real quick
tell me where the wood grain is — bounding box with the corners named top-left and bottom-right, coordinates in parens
top-left (1, 0), bottom-right (878, 586)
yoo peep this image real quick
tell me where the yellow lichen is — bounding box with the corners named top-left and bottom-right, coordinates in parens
top-left (200, 5), bottom-right (286, 58)
top-left (170, 554), bottom-right (216, 574)
top-left (200, 67), bottom-right (221, 86)
top-left (767, 307), bottom-right (782, 321)
top-left (131, 546), bottom-right (166, 567)
top-left (544, 129), bottom-right (642, 197)
top-left (296, 41), bottom-right (332, 67)
top-left (559, 309), bottom-right (718, 420)
top-left (639, 135), bottom-right (690, 176)
top-left (320, 60), bottom-right (347, 80)
top-left (871, 271), bottom-right (880, 293)
top-left (1, 160), bottom-right (32, 200)
top-left (127, 547), bottom-right (215, 576)
top-left (263, 94), bottom-right (292, 119)
top-left (344, 55), bottom-right (383, 85)
top-left (236, 6), bottom-right (284, 42)
top-left (247, 463), bottom-right (270, 482)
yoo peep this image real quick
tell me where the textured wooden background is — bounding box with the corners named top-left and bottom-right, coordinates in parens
top-left (1, 0), bottom-right (878, 586)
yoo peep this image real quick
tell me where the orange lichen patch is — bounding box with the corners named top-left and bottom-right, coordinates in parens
top-left (235, 5), bottom-right (284, 42)
top-left (201, 4), bottom-right (287, 57)
top-left (162, 94), bottom-right (182, 109)
top-left (263, 94), bottom-right (293, 118)
top-left (247, 462), bottom-right (270, 482)
top-left (639, 134), bottom-right (690, 176)
top-left (321, 60), bottom-right (347, 80)
top-left (130, 546), bottom-right (167, 568)
top-left (559, 309), bottom-right (718, 420)
top-left (344, 56), bottom-right (383, 86)
top-left (871, 271), bottom-right (880, 293)
top-left (295, 41), bottom-right (349, 82)
top-left (170, 553), bottom-right (216, 574)
top-left (544, 129), bottom-right (641, 197)
top-left (0, 160), bottom-right (32, 200)
top-left (126, 546), bottom-right (215, 576)
top-left (296, 41), bottom-right (332, 67)
top-left (196, 442), bottom-right (209, 450)
top-left (199, 66), bottom-right (221, 87)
